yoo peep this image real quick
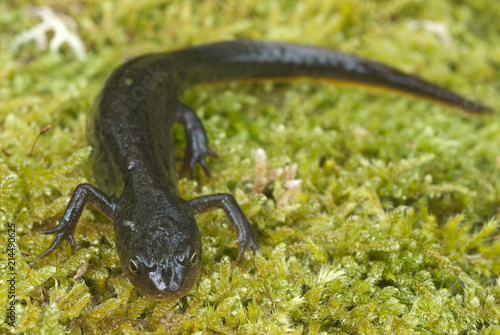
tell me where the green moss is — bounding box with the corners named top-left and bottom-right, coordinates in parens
top-left (1, 0), bottom-right (500, 334)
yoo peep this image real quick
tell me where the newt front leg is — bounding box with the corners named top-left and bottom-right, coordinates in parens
top-left (189, 193), bottom-right (258, 262)
top-left (37, 183), bottom-right (114, 259)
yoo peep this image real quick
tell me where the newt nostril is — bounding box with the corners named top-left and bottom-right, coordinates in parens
top-left (164, 266), bottom-right (173, 280)
top-left (163, 267), bottom-right (180, 291)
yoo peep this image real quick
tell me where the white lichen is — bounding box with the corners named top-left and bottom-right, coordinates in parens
top-left (251, 148), bottom-right (302, 208)
top-left (11, 7), bottom-right (87, 61)
top-left (251, 148), bottom-right (269, 195)
top-left (407, 19), bottom-right (454, 48)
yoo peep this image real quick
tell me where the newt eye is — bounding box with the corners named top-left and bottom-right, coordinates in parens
top-left (129, 259), bottom-right (139, 274)
top-left (190, 252), bottom-right (199, 266)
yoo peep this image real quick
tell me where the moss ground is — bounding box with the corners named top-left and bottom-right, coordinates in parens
top-left (1, 0), bottom-right (500, 334)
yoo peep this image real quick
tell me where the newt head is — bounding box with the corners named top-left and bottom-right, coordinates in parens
top-left (114, 199), bottom-right (202, 301)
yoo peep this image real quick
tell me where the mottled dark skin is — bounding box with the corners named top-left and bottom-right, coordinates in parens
top-left (38, 40), bottom-right (489, 302)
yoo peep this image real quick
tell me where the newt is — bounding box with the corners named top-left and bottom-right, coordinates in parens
top-left (37, 40), bottom-right (490, 301)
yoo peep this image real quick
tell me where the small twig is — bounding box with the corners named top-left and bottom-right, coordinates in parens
top-left (74, 259), bottom-right (90, 279)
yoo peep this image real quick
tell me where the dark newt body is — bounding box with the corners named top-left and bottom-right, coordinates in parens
top-left (38, 40), bottom-right (489, 301)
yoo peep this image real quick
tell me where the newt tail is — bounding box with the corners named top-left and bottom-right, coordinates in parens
top-left (124, 40), bottom-right (490, 113)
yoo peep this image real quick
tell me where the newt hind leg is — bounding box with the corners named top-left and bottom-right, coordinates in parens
top-left (175, 103), bottom-right (218, 178)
